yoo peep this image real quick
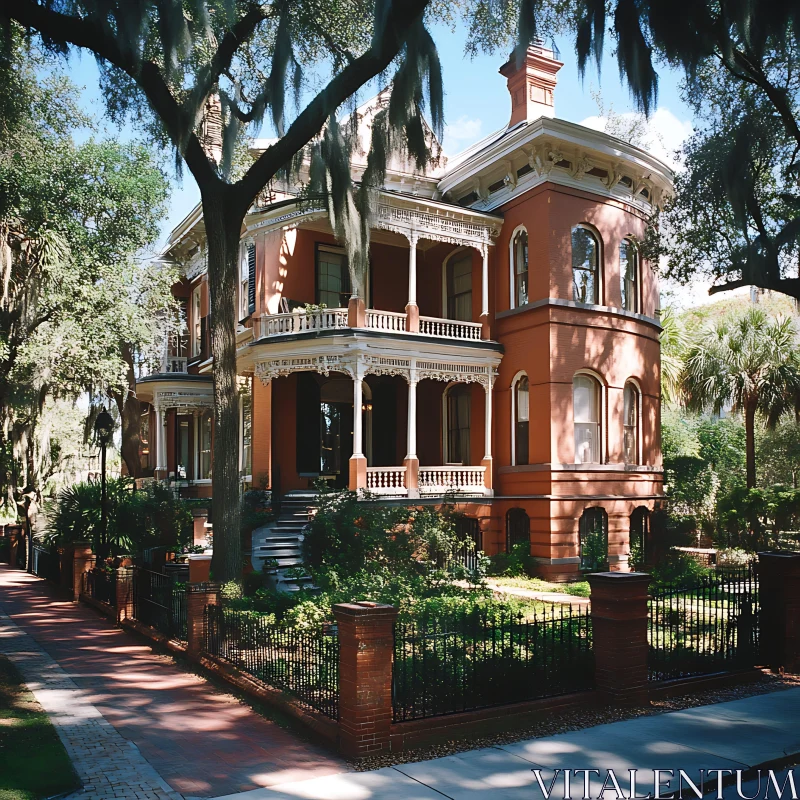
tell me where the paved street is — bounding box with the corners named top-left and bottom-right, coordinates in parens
top-left (0, 566), bottom-right (344, 799)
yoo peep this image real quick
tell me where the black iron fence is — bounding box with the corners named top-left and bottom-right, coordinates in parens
top-left (648, 564), bottom-right (760, 681)
top-left (393, 604), bottom-right (594, 722)
top-left (133, 568), bottom-right (188, 642)
top-left (204, 605), bottom-right (339, 719)
top-left (31, 547), bottom-right (61, 583)
top-left (85, 569), bottom-right (117, 607)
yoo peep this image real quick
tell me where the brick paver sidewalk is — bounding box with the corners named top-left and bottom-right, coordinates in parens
top-left (0, 565), bottom-right (345, 799)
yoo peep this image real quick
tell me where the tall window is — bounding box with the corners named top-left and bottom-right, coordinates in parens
top-left (579, 508), bottom-right (608, 571)
top-left (445, 384), bottom-right (471, 464)
top-left (191, 284), bottom-right (202, 357)
top-left (572, 227), bottom-right (600, 304)
top-left (623, 382), bottom-right (639, 464)
top-left (240, 386), bottom-right (252, 478)
top-left (514, 375), bottom-right (529, 466)
top-left (573, 375), bottom-right (600, 464)
top-left (620, 239), bottom-right (639, 312)
top-left (199, 409), bottom-right (212, 479)
top-left (446, 252), bottom-right (473, 321)
top-left (506, 508), bottom-right (530, 552)
top-left (316, 246), bottom-right (350, 307)
top-left (513, 229), bottom-right (529, 307)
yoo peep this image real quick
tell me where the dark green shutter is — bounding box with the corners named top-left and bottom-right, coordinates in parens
top-left (247, 243), bottom-right (256, 316)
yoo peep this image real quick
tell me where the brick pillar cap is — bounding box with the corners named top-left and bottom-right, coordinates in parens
top-left (333, 601), bottom-right (398, 617)
top-left (588, 571), bottom-right (651, 582)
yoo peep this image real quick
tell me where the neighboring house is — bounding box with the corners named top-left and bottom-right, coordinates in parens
top-left (136, 44), bottom-right (671, 579)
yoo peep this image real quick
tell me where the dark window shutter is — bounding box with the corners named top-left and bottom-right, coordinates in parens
top-left (247, 243), bottom-right (256, 316)
top-left (296, 373), bottom-right (320, 475)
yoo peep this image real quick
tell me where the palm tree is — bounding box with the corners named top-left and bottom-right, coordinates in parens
top-left (680, 307), bottom-right (800, 488)
top-left (659, 307), bottom-right (689, 406)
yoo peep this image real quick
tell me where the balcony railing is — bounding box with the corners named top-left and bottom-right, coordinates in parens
top-left (419, 466), bottom-right (487, 495)
top-left (256, 308), bottom-right (484, 342)
top-left (366, 466), bottom-right (407, 496)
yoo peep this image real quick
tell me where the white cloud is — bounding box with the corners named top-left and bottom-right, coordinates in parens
top-left (443, 115), bottom-right (483, 149)
top-left (579, 106), bottom-right (693, 169)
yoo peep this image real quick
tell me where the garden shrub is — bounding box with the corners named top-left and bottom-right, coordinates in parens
top-left (485, 543), bottom-right (533, 577)
top-left (650, 551), bottom-right (713, 588)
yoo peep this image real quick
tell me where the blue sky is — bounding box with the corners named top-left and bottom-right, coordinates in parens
top-left (67, 22), bottom-right (695, 249)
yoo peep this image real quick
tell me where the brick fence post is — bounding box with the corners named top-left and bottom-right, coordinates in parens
top-left (72, 542), bottom-right (95, 601)
top-left (757, 552), bottom-right (800, 673)
top-left (588, 571), bottom-right (651, 705)
top-left (186, 583), bottom-right (221, 658)
top-left (115, 567), bottom-right (135, 623)
top-left (333, 601), bottom-right (398, 759)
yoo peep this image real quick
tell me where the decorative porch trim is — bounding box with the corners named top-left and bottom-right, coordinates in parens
top-left (375, 203), bottom-right (500, 248)
top-left (153, 390), bottom-right (213, 411)
top-left (254, 354), bottom-right (354, 384)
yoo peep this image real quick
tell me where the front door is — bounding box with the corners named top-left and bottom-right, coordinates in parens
top-left (175, 415), bottom-right (193, 480)
top-left (320, 401), bottom-right (353, 489)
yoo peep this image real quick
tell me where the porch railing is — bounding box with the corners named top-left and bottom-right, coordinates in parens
top-left (161, 355), bottom-right (188, 373)
top-left (257, 308), bottom-right (349, 337)
top-left (419, 466), bottom-right (487, 495)
top-left (366, 466), bottom-right (407, 496)
top-left (255, 309), bottom-right (485, 342)
top-left (419, 315), bottom-right (483, 341)
top-left (365, 309), bottom-right (407, 332)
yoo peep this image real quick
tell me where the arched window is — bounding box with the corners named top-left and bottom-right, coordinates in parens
top-left (446, 251), bottom-right (473, 321)
top-left (623, 382), bottom-right (640, 464)
top-left (620, 239), bottom-right (639, 312)
top-left (513, 374), bottom-right (529, 466)
top-left (445, 384), bottom-right (471, 465)
top-left (629, 507), bottom-right (650, 570)
top-left (579, 508), bottom-right (608, 571)
top-left (512, 229), bottom-right (529, 307)
top-left (572, 227), bottom-right (600, 304)
top-left (506, 508), bottom-right (530, 552)
top-left (573, 375), bottom-right (601, 464)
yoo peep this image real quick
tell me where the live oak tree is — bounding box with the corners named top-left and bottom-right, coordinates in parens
top-left (0, 38), bottom-right (171, 511)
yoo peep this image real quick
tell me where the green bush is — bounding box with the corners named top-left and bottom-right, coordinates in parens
top-left (650, 551), bottom-right (712, 588)
top-left (486, 543), bottom-right (533, 577)
top-left (46, 478), bottom-right (192, 555)
top-left (716, 485), bottom-right (800, 551)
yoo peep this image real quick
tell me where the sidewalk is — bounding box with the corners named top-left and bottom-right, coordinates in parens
top-left (218, 688), bottom-right (800, 799)
top-left (0, 565), bottom-right (345, 799)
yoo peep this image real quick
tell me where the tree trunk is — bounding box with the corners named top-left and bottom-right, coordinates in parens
top-left (203, 189), bottom-right (243, 584)
top-left (114, 342), bottom-right (142, 479)
top-left (745, 399), bottom-right (757, 489)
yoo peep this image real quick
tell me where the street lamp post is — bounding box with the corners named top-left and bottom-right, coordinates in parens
top-left (94, 409), bottom-right (115, 560)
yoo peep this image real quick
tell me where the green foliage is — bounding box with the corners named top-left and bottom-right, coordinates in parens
top-left (486, 543), bottom-right (533, 577)
top-left (46, 478), bottom-right (192, 555)
top-left (650, 551), bottom-right (713, 589)
top-left (716, 485), bottom-right (800, 551)
top-left (240, 489), bottom-right (274, 535)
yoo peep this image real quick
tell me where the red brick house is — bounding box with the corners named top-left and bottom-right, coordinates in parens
top-left (136, 44), bottom-right (672, 578)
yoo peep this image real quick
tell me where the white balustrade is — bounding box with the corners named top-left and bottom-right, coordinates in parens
top-left (258, 308), bottom-right (348, 338)
top-left (365, 309), bottom-right (407, 332)
top-left (365, 466), bottom-right (407, 496)
top-left (419, 316), bottom-right (483, 341)
top-left (418, 466), bottom-right (487, 495)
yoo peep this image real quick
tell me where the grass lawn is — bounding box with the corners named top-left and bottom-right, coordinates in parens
top-left (488, 575), bottom-right (591, 598)
top-left (0, 655), bottom-right (80, 800)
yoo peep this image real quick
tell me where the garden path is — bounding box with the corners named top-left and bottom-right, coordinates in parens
top-left (0, 565), bottom-right (346, 799)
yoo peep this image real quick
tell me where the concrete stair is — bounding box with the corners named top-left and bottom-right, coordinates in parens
top-left (251, 490), bottom-right (318, 593)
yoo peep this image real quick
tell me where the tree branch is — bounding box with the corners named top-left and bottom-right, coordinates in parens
top-left (709, 276), bottom-right (800, 298)
top-left (234, 0), bottom-right (431, 212)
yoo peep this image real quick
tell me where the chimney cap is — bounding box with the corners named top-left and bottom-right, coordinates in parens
top-left (499, 42), bottom-right (563, 127)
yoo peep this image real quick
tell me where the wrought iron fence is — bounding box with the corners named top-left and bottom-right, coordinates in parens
top-left (393, 604), bottom-right (594, 722)
top-left (31, 547), bottom-right (61, 583)
top-left (133, 569), bottom-right (188, 642)
top-left (204, 605), bottom-right (339, 719)
top-left (648, 564), bottom-right (759, 681)
top-left (85, 569), bottom-right (117, 607)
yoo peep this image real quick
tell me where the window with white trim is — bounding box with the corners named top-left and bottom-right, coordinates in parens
top-left (623, 382), bottom-right (639, 464)
top-left (514, 375), bottom-right (529, 465)
top-left (620, 239), bottom-right (639, 313)
top-left (513, 230), bottom-right (528, 307)
top-left (573, 375), bottom-right (601, 464)
top-left (445, 384), bottom-right (471, 465)
top-left (446, 252), bottom-right (473, 321)
top-left (572, 227), bottom-right (600, 304)
top-left (191, 284), bottom-right (202, 358)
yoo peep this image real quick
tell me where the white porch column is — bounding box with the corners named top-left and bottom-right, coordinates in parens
top-left (404, 368), bottom-right (419, 498)
top-left (349, 369), bottom-right (367, 491)
top-left (405, 233), bottom-right (420, 332)
top-left (155, 404), bottom-right (167, 474)
top-left (481, 381), bottom-right (493, 493)
top-left (480, 244), bottom-right (490, 340)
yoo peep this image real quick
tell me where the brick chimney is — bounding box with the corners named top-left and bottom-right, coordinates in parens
top-left (499, 43), bottom-right (563, 127)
